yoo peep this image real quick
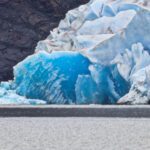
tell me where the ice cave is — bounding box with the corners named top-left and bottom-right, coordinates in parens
top-left (0, 0), bottom-right (150, 104)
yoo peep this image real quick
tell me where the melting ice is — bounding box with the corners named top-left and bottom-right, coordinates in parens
top-left (0, 0), bottom-right (150, 104)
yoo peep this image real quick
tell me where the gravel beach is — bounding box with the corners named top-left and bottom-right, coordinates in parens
top-left (0, 117), bottom-right (150, 150)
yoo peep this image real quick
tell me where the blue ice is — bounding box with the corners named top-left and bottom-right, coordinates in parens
top-left (13, 51), bottom-right (91, 104)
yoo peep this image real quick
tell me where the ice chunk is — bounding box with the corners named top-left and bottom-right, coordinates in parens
top-left (90, 0), bottom-right (105, 17)
top-left (75, 64), bottom-right (129, 104)
top-left (35, 0), bottom-right (143, 54)
top-left (113, 43), bottom-right (150, 104)
top-left (14, 51), bottom-right (91, 104)
top-left (78, 10), bottom-right (136, 35)
top-left (112, 43), bottom-right (150, 81)
top-left (75, 75), bottom-right (99, 104)
top-left (73, 34), bottom-right (113, 51)
top-left (82, 8), bottom-right (150, 64)
top-left (118, 65), bottom-right (150, 104)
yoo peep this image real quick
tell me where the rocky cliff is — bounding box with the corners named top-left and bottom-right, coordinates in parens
top-left (0, 0), bottom-right (88, 81)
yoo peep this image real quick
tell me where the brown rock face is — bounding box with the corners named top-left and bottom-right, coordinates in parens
top-left (0, 0), bottom-right (89, 81)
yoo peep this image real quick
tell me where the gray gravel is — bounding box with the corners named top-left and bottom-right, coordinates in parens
top-left (0, 118), bottom-right (150, 150)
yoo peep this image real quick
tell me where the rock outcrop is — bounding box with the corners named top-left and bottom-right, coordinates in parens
top-left (0, 0), bottom-right (88, 81)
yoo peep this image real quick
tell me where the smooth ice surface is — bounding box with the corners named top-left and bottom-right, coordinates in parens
top-left (0, 0), bottom-right (150, 104)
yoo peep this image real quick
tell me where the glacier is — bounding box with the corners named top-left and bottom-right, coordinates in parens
top-left (0, 0), bottom-right (150, 104)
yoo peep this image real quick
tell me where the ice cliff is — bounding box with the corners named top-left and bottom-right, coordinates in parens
top-left (0, 0), bottom-right (150, 104)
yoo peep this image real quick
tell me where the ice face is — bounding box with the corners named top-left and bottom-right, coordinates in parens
top-left (7, 51), bottom-right (129, 105)
top-left (6, 42), bottom-right (149, 105)
top-left (13, 51), bottom-right (91, 104)
top-left (0, 0), bottom-right (150, 104)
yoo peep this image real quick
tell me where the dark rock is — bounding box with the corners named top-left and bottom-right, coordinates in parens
top-left (0, 0), bottom-right (89, 81)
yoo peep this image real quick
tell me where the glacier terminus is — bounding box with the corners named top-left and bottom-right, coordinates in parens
top-left (0, 0), bottom-right (150, 105)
